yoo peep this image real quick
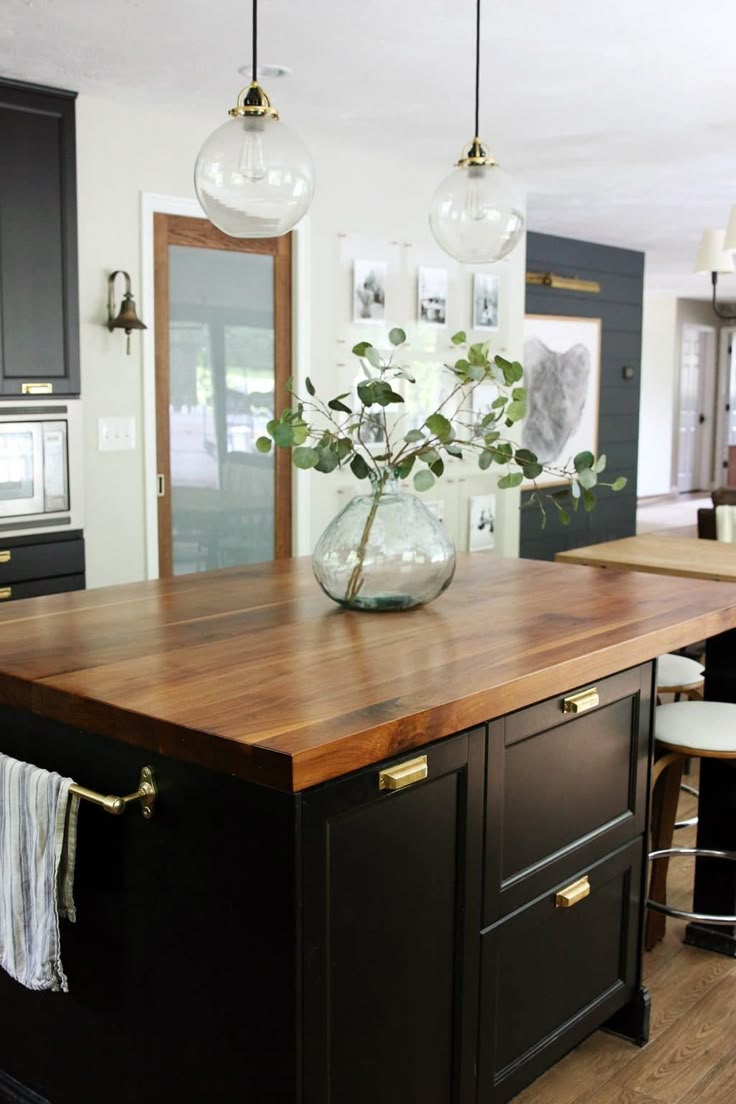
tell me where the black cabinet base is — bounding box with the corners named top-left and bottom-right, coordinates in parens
top-left (0, 1071), bottom-right (51, 1104)
top-left (684, 923), bottom-right (736, 958)
top-left (603, 985), bottom-right (651, 1046)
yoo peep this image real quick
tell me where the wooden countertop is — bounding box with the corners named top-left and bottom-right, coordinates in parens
top-left (1, 555), bottom-right (735, 792)
top-left (556, 534), bottom-right (736, 582)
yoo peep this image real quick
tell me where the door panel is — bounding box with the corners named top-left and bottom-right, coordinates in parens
top-left (154, 215), bottom-right (291, 577)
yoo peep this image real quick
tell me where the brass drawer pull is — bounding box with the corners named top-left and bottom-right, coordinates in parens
top-left (0, 551), bottom-right (10, 564)
top-left (0, 587), bottom-right (12, 601)
top-left (563, 688), bottom-right (599, 714)
top-left (379, 755), bottom-right (428, 792)
top-left (21, 382), bottom-right (53, 395)
top-left (555, 876), bottom-right (591, 909)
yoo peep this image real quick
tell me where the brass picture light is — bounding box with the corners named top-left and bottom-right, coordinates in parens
top-left (107, 270), bottom-right (147, 354)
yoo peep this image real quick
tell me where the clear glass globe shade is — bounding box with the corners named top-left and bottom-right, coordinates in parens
top-left (194, 114), bottom-right (315, 238)
top-left (429, 163), bottom-right (524, 263)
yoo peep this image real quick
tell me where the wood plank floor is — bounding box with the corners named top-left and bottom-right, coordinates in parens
top-left (514, 775), bottom-right (736, 1104)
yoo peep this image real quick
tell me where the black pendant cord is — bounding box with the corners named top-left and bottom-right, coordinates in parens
top-left (474, 0), bottom-right (481, 137)
top-left (252, 0), bottom-right (258, 83)
top-left (712, 272), bottom-right (736, 322)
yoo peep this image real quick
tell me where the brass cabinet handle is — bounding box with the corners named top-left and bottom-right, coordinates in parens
top-left (562, 688), bottom-right (599, 714)
top-left (555, 876), bottom-right (591, 909)
top-left (21, 382), bottom-right (53, 394)
top-left (0, 551), bottom-right (10, 564)
top-left (379, 755), bottom-right (428, 792)
top-left (0, 587), bottom-right (12, 601)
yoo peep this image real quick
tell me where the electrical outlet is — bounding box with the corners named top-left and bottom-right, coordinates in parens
top-left (98, 416), bottom-right (136, 452)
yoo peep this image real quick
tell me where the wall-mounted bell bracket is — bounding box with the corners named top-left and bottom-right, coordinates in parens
top-left (107, 270), bottom-right (147, 354)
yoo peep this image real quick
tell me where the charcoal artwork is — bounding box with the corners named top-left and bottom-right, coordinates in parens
top-left (521, 336), bottom-right (591, 462)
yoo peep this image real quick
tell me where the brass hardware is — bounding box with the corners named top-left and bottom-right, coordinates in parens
top-left (526, 272), bottom-right (601, 294)
top-left (107, 270), bottom-right (147, 355)
top-left (0, 551), bottom-right (10, 564)
top-left (555, 875), bottom-right (591, 909)
top-left (21, 382), bottom-right (53, 395)
top-left (70, 766), bottom-right (158, 819)
top-left (0, 587), bottom-right (11, 601)
top-left (157, 473), bottom-right (166, 497)
top-left (229, 81), bottom-right (280, 119)
top-left (379, 755), bottom-right (428, 792)
top-left (456, 135), bottom-right (498, 168)
top-left (563, 687), bottom-right (599, 714)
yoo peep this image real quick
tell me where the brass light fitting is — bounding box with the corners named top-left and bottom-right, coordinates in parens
top-left (229, 80), bottom-right (279, 119)
top-left (526, 272), bottom-right (602, 294)
top-left (456, 136), bottom-right (498, 168)
top-left (107, 270), bottom-right (147, 355)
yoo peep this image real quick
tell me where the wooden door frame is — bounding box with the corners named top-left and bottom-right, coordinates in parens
top-left (150, 210), bottom-right (294, 577)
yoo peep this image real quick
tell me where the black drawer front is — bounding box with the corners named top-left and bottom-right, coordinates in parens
top-left (0, 538), bottom-right (84, 585)
top-left (0, 573), bottom-right (85, 603)
top-left (484, 664), bottom-right (652, 922)
top-left (478, 840), bottom-right (642, 1104)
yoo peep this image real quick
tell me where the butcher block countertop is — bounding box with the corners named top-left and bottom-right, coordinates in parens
top-left (1, 554), bottom-right (735, 792)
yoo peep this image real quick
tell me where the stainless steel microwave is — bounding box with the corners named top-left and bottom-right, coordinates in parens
top-left (0, 401), bottom-right (83, 537)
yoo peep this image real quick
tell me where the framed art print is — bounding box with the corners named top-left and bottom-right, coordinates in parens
top-left (353, 260), bottom-right (387, 323)
top-left (472, 273), bottom-right (499, 331)
top-left (417, 266), bottom-right (448, 326)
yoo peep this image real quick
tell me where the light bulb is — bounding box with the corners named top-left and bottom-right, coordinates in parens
top-left (429, 159), bottom-right (524, 264)
top-left (239, 117), bottom-right (267, 182)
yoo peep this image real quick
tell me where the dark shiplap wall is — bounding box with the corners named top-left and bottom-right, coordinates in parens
top-left (519, 232), bottom-right (644, 561)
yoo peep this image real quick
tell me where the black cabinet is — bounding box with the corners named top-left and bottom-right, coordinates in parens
top-left (0, 79), bottom-right (80, 397)
top-left (302, 728), bottom-right (485, 1104)
top-left (0, 530), bottom-right (85, 602)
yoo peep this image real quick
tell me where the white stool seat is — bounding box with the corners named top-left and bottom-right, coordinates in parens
top-left (656, 700), bottom-right (736, 756)
top-left (656, 653), bottom-right (704, 691)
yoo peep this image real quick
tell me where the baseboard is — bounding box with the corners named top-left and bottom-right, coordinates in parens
top-left (0, 1071), bottom-right (50, 1104)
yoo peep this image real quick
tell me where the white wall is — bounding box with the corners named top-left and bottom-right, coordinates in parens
top-left (75, 94), bottom-right (526, 588)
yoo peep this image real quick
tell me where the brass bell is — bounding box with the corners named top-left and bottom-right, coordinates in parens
top-left (107, 270), bottom-right (147, 355)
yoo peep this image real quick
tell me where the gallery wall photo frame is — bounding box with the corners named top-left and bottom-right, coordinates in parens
top-left (472, 272), bottom-right (500, 332)
top-left (468, 493), bottom-right (496, 551)
top-left (417, 266), bottom-right (449, 327)
top-left (521, 314), bottom-right (602, 487)
top-left (353, 258), bottom-right (388, 324)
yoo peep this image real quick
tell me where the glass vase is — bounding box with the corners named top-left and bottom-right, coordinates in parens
top-left (312, 476), bottom-right (456, 611)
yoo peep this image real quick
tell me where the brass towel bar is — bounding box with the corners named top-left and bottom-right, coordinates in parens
top-left (69, 766), bottom-right (157, 819)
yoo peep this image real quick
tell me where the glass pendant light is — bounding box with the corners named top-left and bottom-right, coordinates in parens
top-left (429, 0), bottom-right (524, 263)
top-left (194, 0), bottom-right (315, 238)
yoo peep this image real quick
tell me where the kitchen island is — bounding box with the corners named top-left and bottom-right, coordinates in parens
top-left (1, 555), bottom-right (735, 1104)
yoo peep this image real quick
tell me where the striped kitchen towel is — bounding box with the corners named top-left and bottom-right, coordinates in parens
top-left (0, 752), bottom-right (80, 992)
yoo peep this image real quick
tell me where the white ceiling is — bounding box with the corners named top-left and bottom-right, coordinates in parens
top-left (3, 0), bottom-right (736, 299)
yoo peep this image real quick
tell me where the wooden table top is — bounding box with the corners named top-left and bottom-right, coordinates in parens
top-left (556, 534), bottom-right (736, 582)
top-left (1, 554), bottom-right (735, 792)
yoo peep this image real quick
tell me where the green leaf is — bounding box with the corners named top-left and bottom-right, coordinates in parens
top-left (425, 413), bottom-right (453, 443)
top-left (468, 363), bottom-right (486, 382)
top-left (357, 380), bottom-right (375, 406)
top-left (574, 450), bottom-right (595, 472)
top-left (571, 481), bottom-right (581, 500)
top-left (292, 446), bottom-right (319, 469)
top-left (351, 453), bottom-right (371, 480)
top-left (493, 442), bottom-right (513, 464)
top-left (558, 508), bottom-right (571, 526)
top-left (418, 447), bottom-right (440, 466)
top-left (404, 429), bottom-right (425, 443)
top-left (272, 422), bottom-right (295, 447)
top-left (512, 387), bottom-right (527, 402)
top-left (365, 346), bottom-right (382, 369)
top-left (352, 341), bottom-right (372, 357)
top-left (395, 456), bottom-right (416, 480)
top-left (335, 437), bottom-right (353, 462)
top-left (484, 430), bottom-right (501, 444)
top-left (389, 327), bottom-right (406, 346)
top-left (413, 469), bottom-right (435, 492)
top-left (520, 462), bottom-right (543, 480)
top-left (305, 377), bottom-right (316, 397)
top-left (506, 400), bottom-right (527, 422)
top-left (479, 450), bottom-right (493, 471)
top-left (255, 437), bottom-right (272, 454)
top-left (292, 424), bottom-right (309, 446)
top-left (491, 396), bottom-right (507, 409)
top-left (594, 453), bottom-right (607, 473)
top-left (582, 487), bottom-right (597, 512)
top-left (328, 398), bottom-right (352, 414)
top-left (315, 447), bottom-right (339, 474)
top-left (445, 443), bottom-right (463, 458)
top-left (498, 472), bottom-right (524, 489)
top-left (515, 448), bottom-right (538, 464)
top-left (371, 380), bottom-right (403, 406)
top-left (611, 476), bottom-right (628, 492)
top-left (578, 468), bottom-right (597, 490)
top-left (451, 331), bottom-right (466, 346)
top-left (429, 457), bottom-right (445, 478)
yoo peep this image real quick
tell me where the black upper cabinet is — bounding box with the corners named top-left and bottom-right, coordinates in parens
top-left (0, 78), bottom-right (80, 396)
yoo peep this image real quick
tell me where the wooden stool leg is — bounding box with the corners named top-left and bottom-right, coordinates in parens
top-left (646, 752), bottom-right (686, 951)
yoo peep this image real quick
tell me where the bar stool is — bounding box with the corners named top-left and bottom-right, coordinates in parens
top-left (646, 700), bottom-right (736, 950)
top-left (656, 653), bottom-right (704, 704)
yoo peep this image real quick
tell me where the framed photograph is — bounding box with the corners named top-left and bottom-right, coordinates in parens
top-left (468, 494), bottom-right (496, 551)
top-left (353, 260), bottom-right (387, 323)
top-left (472, 273), bottom-right (499, 331)
top-left (417, 266), bottom-right (448, 326)
top-left (521, 315), bottom-right (602, 486)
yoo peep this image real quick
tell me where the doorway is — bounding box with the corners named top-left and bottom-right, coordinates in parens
top-left (153, 214), bottom-right (292, 577)
top-left (675, 323), bottom-right (717, 492)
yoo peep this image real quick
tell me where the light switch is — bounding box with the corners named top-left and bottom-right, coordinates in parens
top-left (98, 416), bottom-right (136, 452)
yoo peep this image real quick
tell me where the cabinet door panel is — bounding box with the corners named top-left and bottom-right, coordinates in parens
top-left (478, 841), bottom-right (642, 1104)
top-left (302, 728), bottom-right (484, 1104)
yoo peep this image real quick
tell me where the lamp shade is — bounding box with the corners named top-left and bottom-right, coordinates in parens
top-left (725, 206), bottom-right (736, 253)
top-left (693, 229), bottom-right (735, 275)
top-left (429, 163), bottom-right (524, 264)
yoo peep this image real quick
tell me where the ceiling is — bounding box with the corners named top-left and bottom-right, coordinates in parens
top-left (3, 0), bottom-right (736, 299)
